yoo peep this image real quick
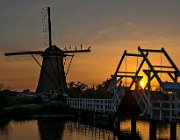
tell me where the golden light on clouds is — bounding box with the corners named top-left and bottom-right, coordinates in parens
top-left (1, 1), bottom-right (180, 91)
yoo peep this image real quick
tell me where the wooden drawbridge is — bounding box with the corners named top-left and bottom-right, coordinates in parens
top-left (67, 47), bottom-right (180, 122)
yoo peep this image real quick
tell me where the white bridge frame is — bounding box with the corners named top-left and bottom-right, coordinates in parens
top-left (67, 94), bottom-right (121, 114)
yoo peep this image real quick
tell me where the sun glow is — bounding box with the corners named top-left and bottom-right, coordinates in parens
top-left (140, 81), bottom-right (145, 88)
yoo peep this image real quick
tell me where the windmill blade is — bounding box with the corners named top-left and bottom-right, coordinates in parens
top-left (63, 54), bottom-right (74, 57)
top-left (5, 53), bottom-right (42, 62)
top-left (5, 51), bottom-right (43, 56)
top-left (5, 50), bottom-right (43, 62)
top-left (42, 52), bottom-right (73, 57)
top-left (63, 46), bottom-right (91, 54)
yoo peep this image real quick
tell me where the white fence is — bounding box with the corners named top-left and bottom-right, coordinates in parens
top-left (134, 90), bottom-right (180, 122)
top-left (150, 100), bottom-right (180, 121)
top-left (134, 90), bottom-right (152, 115)
top-left (67, 98), bottom-right (120, 114)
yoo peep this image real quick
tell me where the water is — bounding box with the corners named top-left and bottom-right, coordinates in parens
top-left (0, 119), bottom-right (179, 140)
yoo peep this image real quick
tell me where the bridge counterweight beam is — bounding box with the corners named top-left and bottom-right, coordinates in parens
top-left (144, 70), bottom-right (152, 92)
top-left (144, 71), bottom-right (160, 91)
top-left (117, 71), bottom-right (136, 74)
top-left (162, 48), bottom-right (180, 74)
top-left (140, 48), bottom-right (163, 53)
top-left (167, 72), bottom-right (176, 82)
top-left (129, 52), bottom-right (148, 90)
top-left (152, 65), bottom-right (173, 68)
top-left (138, 47), bottom-right (163, 88)
top-left (108, 50), bottom-right (127, 91)
top-left (114, 50), bottom-right (127, 76)
top-left (125, 53), bottom-right (143, 57)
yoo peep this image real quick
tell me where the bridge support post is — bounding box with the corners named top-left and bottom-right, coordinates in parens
top-left (149, 120), bottom-right (156, 140)
top-left (78, 111), bottom-right (82, 121)
top-left (93, 113), bottom-right (96, 126)
top-left (131, 117), bottom-right (136, 136)
top-left (114, 116), bottom-right (120, 132)
top-left (170, 122), bottom-right (176, 140)
top-left (109, 114), bottom-right (115, 129)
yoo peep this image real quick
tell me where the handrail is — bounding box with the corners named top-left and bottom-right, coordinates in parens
top-left (150, 97), bottom-right (180, 121)
top-left (67, 98), bottom-right (120, 113)
top-left (134, 90), bottom-right (152, 115)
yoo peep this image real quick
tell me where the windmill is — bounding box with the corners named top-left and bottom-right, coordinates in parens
top-left (5, 7), bottom-right (91, 93)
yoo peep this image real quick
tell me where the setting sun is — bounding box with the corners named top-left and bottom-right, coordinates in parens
top-left (140, 81), bottom-right (145, 88)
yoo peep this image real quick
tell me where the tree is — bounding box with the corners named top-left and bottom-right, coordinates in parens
top-left (67, 79), bottom-right (113, 99)
top-left (0, 83), bottom-right (4, 91)
top-left (22, 89), bottom-right (30, 93)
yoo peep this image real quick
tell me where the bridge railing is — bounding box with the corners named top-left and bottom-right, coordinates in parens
top-left (67, 98), bottom-right (120, 113)
top-left (150, 100), bottom-right (180, 121)
top-left (134, 90), bottom-right (152, 115)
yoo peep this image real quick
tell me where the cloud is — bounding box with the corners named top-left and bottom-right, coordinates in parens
top-left (1, 0), bottom-right (180, 90)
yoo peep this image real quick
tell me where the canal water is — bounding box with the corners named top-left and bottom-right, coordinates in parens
top-left (0, 119), bottom-right (179, 140)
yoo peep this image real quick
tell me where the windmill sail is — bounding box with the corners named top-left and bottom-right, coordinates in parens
top-left (5, 51), bottom-right (43, 56)
top-left (4, 7), bottom-right (90, 93)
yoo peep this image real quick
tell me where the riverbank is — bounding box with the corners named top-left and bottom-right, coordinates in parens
top-left (0, 101), bottom-right (73, 120)
top-left (0, 101), bottom-right (115, 129)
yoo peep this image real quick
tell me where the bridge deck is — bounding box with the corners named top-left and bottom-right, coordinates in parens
top-left (67, 90), bottom-right (180, 122)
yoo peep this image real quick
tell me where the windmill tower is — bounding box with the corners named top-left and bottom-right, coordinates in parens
top-left (5, 7), bottom-right (90, 93)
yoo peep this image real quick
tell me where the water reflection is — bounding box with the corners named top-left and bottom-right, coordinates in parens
top-left (37, 119), bottom-right (64, 140)
top-left (0, 120), bottom-right (10, 140)
top-left (0, 119), bottom-right (179, 140)
top-left (0, 120), bottom-right (9, 132)
top-left (64, 121), bottom-right (113, 139)
top-left (63, 120), bottom-right (142, 140)
top-left (0, 120), bottom-right (40, 140)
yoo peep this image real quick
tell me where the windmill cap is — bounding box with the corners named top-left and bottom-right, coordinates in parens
top-left (43, 45), bottom-right (64, 56)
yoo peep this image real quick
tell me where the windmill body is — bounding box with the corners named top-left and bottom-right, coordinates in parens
top-left (5, 7), bottom-right (90, 93)
top-left (36, 45), bottom-right (67, 93)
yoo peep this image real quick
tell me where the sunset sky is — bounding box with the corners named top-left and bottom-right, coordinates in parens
top-left (1, 0), bottom-right (180, 91)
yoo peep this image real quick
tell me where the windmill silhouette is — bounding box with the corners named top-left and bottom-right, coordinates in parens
top-left (5, 7), bottom-right (90, 93)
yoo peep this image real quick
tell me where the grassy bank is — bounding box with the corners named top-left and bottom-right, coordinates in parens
top-left (0, 103), bottom-right (115, 131)
top-left (1, 101), bottom-right (73, 119)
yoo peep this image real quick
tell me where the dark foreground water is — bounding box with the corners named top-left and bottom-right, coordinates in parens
top-left (0, 119), bottom-right (179, 140)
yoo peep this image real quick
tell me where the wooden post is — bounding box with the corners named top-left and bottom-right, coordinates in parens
top-left (149, 120), bottom-right (156, 140)
top-left (159, 101), bottom-right (162, 121)
top-left (170, 122), bottom-right (176, 140)
top-left (114, 116), bottom-right (120, 132)
top-left (131, 117), bottom-right (136, 136)
top-left (169, 95), bottom-right (172, 122)
top-left (78, 111), bottom-right (82, 121)
top-left (93, 113), bottom-right (96, 126)
top-left (108, 114), bottom-right (114, 129)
